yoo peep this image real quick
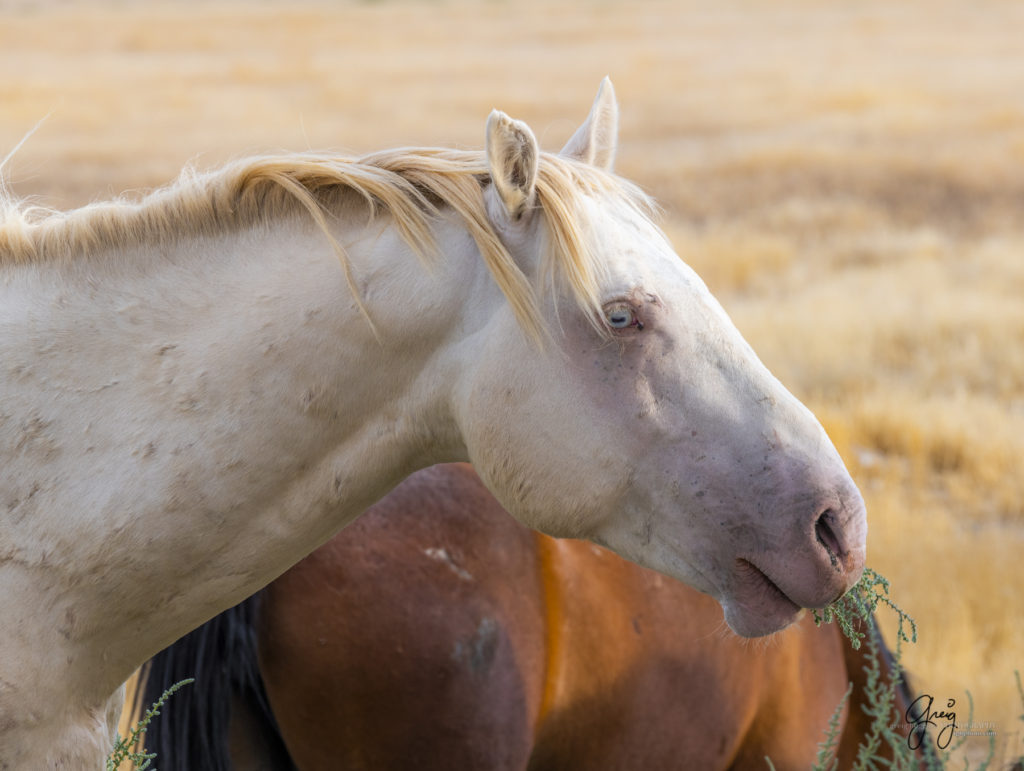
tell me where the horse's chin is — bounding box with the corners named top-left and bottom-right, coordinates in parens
top-left (722, 601), bottom-right (804, 638)
top-left (721, 559), bottom-right (805, 637)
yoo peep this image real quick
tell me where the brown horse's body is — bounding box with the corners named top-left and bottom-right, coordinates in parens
top-left (137, 463), bottom-right (902, 770)
top-left (255, 464), bottom-right (881, 770)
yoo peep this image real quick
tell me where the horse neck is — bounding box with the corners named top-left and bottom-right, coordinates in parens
top-left (0, 210), bottom-right (483, 765)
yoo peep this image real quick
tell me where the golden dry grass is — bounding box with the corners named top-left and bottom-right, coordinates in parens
top-left (2, 0), bottom-right (1021, 764)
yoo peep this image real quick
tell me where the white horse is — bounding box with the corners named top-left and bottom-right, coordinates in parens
top-left (0, 80), bottom-right (865, 768)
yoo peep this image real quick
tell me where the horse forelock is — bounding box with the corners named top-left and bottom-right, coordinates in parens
top-left (0, 147), bottom-right (654, 344)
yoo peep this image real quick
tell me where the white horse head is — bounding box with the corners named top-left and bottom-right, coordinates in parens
top-left (458, 80), bottom-right (866, 637)
top-left (0, 79), bottom-right (865, 766)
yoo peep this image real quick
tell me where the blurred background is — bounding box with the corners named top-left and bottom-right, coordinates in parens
top-left (2, 0), bottom-right (1021, 764)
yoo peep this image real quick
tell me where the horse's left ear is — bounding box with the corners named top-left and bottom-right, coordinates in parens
top-left (486, 110), bottom-right (539, 221)
top-left (560, 77), bottom-right (619, 171)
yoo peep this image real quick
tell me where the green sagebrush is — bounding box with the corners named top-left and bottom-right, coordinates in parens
top-left (813, 567), bottom-right (919, 770)
top-left (770, 567), bottom-right (1018, 771)
top-left (107, 678), bottom-right (193, 771)
top-left (766, 567), bottom-right (921, 770)
top-left (812, 566), bottom-right (917, 651)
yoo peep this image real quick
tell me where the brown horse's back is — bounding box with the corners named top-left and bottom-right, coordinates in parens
top-left (258, 464), bottom-right (547, 770)
top-left (257, 464), bottom-right (863, 770)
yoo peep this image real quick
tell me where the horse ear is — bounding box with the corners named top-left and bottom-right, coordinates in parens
top-left (486, 110), bottom-right (539, 221)
top-left (560, 77), bottom-right (618, 171)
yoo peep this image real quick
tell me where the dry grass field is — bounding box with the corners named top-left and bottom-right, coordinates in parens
top-left (2, 0), bottom-right (1022, 765)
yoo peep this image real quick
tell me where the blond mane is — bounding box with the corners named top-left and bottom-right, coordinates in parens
top-left (0, 147), bottom-right (654, 343)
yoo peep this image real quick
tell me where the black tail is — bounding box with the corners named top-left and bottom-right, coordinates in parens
top-left (134, 593), bottom-right (295, 771)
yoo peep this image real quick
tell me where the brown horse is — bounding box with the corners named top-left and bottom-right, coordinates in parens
top-left (134, 464), bottom-right (911, 770)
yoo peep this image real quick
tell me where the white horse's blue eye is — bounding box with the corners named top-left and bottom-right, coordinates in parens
top-left (606, 307), bottom-right (633, 328)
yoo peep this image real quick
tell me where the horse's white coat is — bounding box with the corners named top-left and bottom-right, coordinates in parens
top-left (0, 81), bottom-right (865, 767)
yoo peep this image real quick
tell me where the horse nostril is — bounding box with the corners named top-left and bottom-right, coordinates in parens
top-left (814, 509), bottom-right (845, 570)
